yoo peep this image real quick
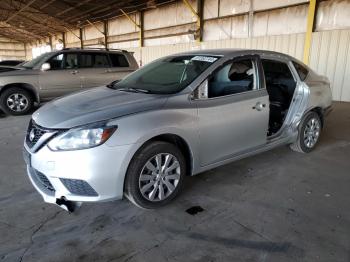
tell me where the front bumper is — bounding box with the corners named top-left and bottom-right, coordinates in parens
top-left (24, 141), bottom-right (140, 205)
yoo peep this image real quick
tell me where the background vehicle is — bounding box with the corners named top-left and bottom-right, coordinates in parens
top-left (0, 48), bottom-right (138, 115)
top-left (0, 60), bottom-right (25, 66)
top-left (23, 49), bottom-right (332, 211)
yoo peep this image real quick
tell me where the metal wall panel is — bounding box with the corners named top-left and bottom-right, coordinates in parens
top-left (84, 22), bottom-right (104, 40)
top-left (253, 0), bottom-right (308, 11)
top-left (316, 0), bottom-right (350, 31)
top-left (253, 5), bottom-right (308, 37)
top-left (108, 14), bottom-right (139, 36)
top-left (141, 33), bottom-right (305, 62)
top-left (203, 0), bottom-right (219, 19)
top-left (65, 30), bottom-right (80, 44)
top-left (0, 38), bottom-right (25, 60)
top-left (309, 29), bottom-right (350, 101)
top-left (219, 0), bottom-right (250, 16)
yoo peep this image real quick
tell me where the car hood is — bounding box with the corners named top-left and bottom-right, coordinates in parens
top-left (0, 67), bottom-right (32, 76)
top-left (33, 86), bottom-right (168, 128)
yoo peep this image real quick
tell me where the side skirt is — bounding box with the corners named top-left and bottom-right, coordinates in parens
top-left (193, 133), bottom-right (296, 176)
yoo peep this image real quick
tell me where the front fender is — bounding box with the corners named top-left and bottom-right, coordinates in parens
top-left (105, 107), bottom-right (200, 172)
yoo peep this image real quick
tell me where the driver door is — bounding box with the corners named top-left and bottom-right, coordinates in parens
top-left (39, 52), bottom-right (82, 100)
top-left (194, 55), bottom-right (269, 166)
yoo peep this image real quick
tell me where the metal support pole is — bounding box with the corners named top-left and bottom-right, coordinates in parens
top-left (303, 0), bottom-right (317, 65)
top-left (49, 35), bottom-right (53, 50)
top-left (120, 9), bottom-right (143, 47)
top-left (197, 0), bottom-right (203, 42)
top-left (79, 27), bottom-right (84, 49)
top-left (182, 0), bottom-right (201, 42)
top-left (103, 20), bottom-right (108, 49)
top-left (24, 42), bottom-right (27, 60)
top-left (139, 11), bottom-right (144, 47)
top-left (62, 32), bottom-right (66, 48)
top-left (248, 0), bottom-right (254, 38)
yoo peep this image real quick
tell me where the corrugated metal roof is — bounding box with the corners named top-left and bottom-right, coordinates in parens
top-left (0, 0), bottom-right (176, 42)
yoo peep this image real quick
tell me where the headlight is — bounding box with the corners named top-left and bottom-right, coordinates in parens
top-left (48, 124), bottom-right (117, 151)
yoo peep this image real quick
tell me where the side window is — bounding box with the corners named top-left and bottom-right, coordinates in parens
top-left (208, 58), bottom-right (257, 98)
top-left (47, 54), bottom-right (64, 70)
top-left (47, 53), bottom-right (78, 70)
top-left (79, 53), bottom-right (93, 68)
top-left (292, 61), bottom-right (309, 81)
top-left (79, 53), bottom-right (110, 68)
top-left (261, 59), bottom-right (296, 89)
top-left (64, 53), bottom-right (78, 69)
top-left (110, 54), bottom-right (129, 67)
top-left (94, 53), bottom-right (110, 68)
top-left (261, 59), bottom-right (296, 104)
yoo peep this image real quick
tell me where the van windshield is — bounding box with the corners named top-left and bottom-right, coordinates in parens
top-left (21, 53), bottom-right (53, 69)
top-left (113, 55), bottom-right (220, 94)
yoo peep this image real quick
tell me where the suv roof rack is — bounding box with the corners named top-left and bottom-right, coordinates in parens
top-left (62, 47), bottom-right (128, 53)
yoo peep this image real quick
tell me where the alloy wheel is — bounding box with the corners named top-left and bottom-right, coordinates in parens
top-left (6, 93), bottom-right (29, 112)
top-left (139, 153), bottom-right (181, 202)
top-left (303, 117), bottom-right (321, 148)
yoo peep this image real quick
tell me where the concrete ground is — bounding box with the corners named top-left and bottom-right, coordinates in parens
top-left (0, 102), bottom-right (349, 262)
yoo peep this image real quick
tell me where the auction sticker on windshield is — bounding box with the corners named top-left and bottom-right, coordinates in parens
top-left (191, 56), bottom-right (218, 63)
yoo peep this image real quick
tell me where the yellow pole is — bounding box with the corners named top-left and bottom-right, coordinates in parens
top-left (120, 9), bottom-right (142, 47)
top-left (303, 0), bottom-right (317, 65)
top-left (182, 0), bottom-right (201, 42)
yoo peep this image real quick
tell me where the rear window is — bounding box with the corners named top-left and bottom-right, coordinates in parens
top-left (109, 54), bottom-right (129, 67)
top-left (292, 61), bottom-right (309, 81)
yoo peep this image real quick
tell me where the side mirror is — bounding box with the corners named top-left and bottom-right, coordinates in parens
top-left (106, 79), bottom-right (120, 88)
top-left (192, 79), bottom-right (208, 100)
top-left (41, 63), bottom-right (51, 71)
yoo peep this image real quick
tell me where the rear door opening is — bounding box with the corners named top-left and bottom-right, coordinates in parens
top-left (261, 59), bottom-right (297, 136)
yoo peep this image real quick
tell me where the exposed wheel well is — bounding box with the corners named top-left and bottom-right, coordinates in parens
top-left (310, 107), bottom-right (324, 128)
top-left (146, 134), bottom-right (193, 176)
top-left (1, 83), bottom-right (38, 103)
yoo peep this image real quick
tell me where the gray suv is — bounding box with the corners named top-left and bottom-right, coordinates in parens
top-left (0, 48), bottom-right (138, 115)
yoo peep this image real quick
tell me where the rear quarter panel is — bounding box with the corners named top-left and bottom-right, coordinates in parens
top-left (305, 71), bottom-right (332, 110)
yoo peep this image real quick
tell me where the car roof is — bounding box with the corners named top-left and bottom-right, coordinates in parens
top-left (57, 48), bottom-right (128, 54)
top-left (178, 48), bottom-right (294, 59)
top-left (174, 48), bottom-right (305, 66)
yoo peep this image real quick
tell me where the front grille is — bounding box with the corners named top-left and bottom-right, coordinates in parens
top-left (25, 120), bottom-right (66, 151)
top-left (26, 120), bottom-right (50, 148)
top-left (60, 179), bottom-right (98, 196)
top-left (28, 167), bottom-right (55, 196)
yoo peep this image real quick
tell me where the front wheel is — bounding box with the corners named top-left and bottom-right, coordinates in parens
top-left (124, 141), bottom-right (186, 209)
top-left (290, 111), bottom-right (322, 153)
top-left (0, 88), bottom-right (34, 116)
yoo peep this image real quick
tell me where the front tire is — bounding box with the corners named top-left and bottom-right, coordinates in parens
top-left (125, 141), bottom-right (186, 209)
top-left (290, 111), bottom-right (322, 153)
top-left (0, 88), bottom-right (34, 116)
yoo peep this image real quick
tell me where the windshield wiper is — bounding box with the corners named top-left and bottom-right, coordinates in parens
top-left (117, 87), bottom-right (150, 93)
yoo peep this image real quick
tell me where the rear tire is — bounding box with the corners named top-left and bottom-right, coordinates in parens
top-left (124, 141), bottom-right (186, 209)
top-left (290, 111), bottom-right (322, 153)
top-left (0, 87), bottom-right (34, 116)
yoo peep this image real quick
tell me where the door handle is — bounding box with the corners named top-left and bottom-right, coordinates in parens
top-left (252, 102), bottom-right (266, 111)
top-left (70, 70), bottom-right (79, 75)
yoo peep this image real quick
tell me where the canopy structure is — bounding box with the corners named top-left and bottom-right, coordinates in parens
top-left (0, 0), bottom-right (175, 42)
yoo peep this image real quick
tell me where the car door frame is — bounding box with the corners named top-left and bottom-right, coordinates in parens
top-left (191, 54), bottom-right (270, 167)
top-left (38, 51), bottom-right (82, 100)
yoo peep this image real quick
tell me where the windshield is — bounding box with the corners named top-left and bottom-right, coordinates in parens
top-left (113, 55), bottom-right (220, 94)
top-left (21, 53), bottom-right (53, 69)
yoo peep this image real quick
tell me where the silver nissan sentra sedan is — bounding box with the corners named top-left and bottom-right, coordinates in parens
top-left (23, 49), bottom-right (332, 211)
